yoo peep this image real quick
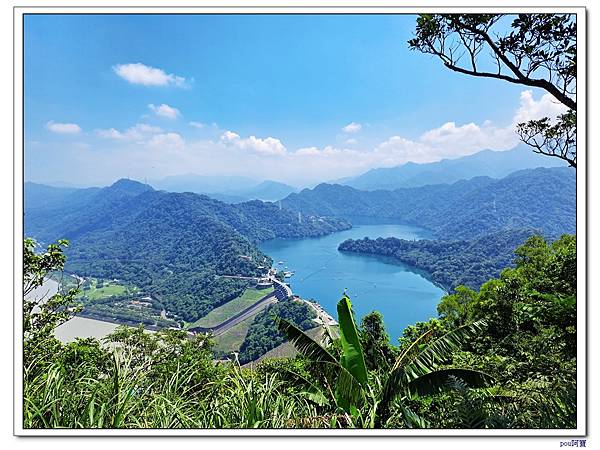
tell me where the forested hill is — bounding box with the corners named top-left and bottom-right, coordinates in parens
top-left (282, 167), bottom-right (575, 240)
top-left (339, 228), bottom-right (538, 292)
top-left (25, 179), bottom-right (350, 244)
top-left (24, 179), bottom-right (350, 322)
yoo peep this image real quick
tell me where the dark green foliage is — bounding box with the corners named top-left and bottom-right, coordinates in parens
top-left (407, 369), bottom-right (495, 398)
top-left (437, 286), bottom-right (479, 327)
top-left (339, 229), bottom-right (538, 291)
top-left (238, 299), bottom-right (317, 364)
top-left (283, 167), bottom-right (575, 240)
top-left (360, 311), bottom-right (398, 371)
top-left (23, 238), bottom-right (83, 374)
top-left (405, 234), bottom-right (577, 428)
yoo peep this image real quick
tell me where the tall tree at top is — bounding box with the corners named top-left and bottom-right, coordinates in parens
top-left (409, 14), bottom-right (577, 168)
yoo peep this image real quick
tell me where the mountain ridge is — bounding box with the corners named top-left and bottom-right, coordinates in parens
top-left (24, 179), bottom-right (350, 322)
top-left (339, 146), bottom-right (567, 191)
top-left (282, 167), bottom-right (575, 240)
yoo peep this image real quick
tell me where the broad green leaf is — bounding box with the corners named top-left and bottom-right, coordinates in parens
top-left (320, 361), bottom-right (365, 412)
top-left (403, 319), bottom-right (487, 380)
top-left (275, 317), bottom-right (338, 365)
top-left (336, 295), bottom-right (368, 387)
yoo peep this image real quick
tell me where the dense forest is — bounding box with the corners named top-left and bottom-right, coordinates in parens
top-left (339, 228), bottom-right (538, 291)
top-left (282, 167), bottom-right (575, 240)
top-left (23, 234), bottom-right (576, 428)
top-left (24, 180), bottom-right (349, 322)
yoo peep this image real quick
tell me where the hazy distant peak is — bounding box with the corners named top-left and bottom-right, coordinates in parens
top-left (341, 145), bottom-right (567, 191)
top-left (107, 178), bottom-right (154, 194)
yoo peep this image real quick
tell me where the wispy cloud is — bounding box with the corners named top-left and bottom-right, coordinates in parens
top-left (147, 132), bottom-right (185, 148)
top-left (189, 121), bottom-right (206, 129)
top-left (113, 63), bottom-right (189, 88)
top-left (95, 123), bottom-right (162, 141)
top-left (46, 121), bottom-right (81, 134)
top-left (148, 103), bottom-right (181, 120)
top-left (342, 122), bottom-right (362, 133)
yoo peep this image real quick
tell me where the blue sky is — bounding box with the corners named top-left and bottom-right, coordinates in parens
top-left (24, 14), bottom-right (565, 186)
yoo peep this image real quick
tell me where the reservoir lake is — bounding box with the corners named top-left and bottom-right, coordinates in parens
top-left (259, 223), bottom-right (446, 343)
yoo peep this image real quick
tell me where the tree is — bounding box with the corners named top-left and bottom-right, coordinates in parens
top-left (276, 294), bottom-right (494, 428)
top-left (409, 14), bottom-right (576, 167)
top-left (23, 238), bottom-right (82, 370)
top-left (437, 285), bottom-right (479, 327)
top-left (360, 311), bottom-right (398, 371)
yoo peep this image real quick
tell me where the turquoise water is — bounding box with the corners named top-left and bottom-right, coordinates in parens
top-left (259, 224), bottom-right (446, 343)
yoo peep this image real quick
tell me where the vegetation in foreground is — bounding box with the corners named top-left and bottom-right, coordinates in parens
top-left (23, 233), bottom-right (576, 429)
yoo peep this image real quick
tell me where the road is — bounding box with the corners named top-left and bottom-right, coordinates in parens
top-left (188, 291), bottom-right (278, 336)
top-left (192, 272), bottom-right (336, 339)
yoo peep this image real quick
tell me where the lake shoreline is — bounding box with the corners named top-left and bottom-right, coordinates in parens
top-left (259, 223), bottom-right (445, 342)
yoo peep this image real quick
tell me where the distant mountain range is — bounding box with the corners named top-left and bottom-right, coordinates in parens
top-left (283, 167), bottom-right (576, 240)
top-left (338, 146), bottom-right (567, 191)
top-left (150, 174), bottom-right (298, 202)
top-left (24, 179), bottom-right (350, 322)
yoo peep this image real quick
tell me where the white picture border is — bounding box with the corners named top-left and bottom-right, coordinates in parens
top-left (12, 2), bottom-right (588, 437)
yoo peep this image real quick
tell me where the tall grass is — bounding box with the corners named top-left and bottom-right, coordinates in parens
top-left (23, 349), bottom-right (326, 429)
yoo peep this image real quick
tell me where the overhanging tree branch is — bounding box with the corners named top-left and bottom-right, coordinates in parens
top-left (409, 13), bottom-right (577, 169)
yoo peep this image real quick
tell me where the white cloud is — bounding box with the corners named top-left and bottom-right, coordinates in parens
top-left (220, 131), bottom-right (287, 156)
top-left (113, 63), bottom-right (189, 88)
top-left (189, 121), bottom-right (206, 129)
top-left (416, 90), bottom-right (568, 158)
top-left (342, 122), bottom-right (362, 133)
top-left (95, 123), bottom-right (162, 141)
top-left (295, 146), bottom-right (321, 156)
top-left (375, 136), bottom-right (434, 163)
top-left (296, 146), bottom-right (345, 157)
top-left (148, 103), bottom-right (181, 120)
top-left (419, 121), bottom-right (517, 154)
top-left (344, 138), bottom-right (358, 146)
top-left (95, 128), bottom-right (123, 139)
top-left (46, 121), bottom-right (81, 134)
top-left (147, 133), bottom-right (185, 148)
top-left (511, 90), bottom-right (568, 126)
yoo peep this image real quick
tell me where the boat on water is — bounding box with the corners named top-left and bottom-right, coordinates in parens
top-left (277, 261), bottom-right (284, 265)
top-left (283, 271), bottom-right (295, 278)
